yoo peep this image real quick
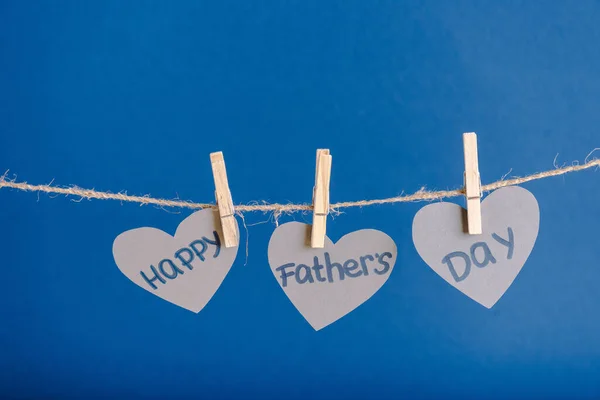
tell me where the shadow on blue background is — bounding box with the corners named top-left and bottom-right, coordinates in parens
top-left (1, 1), bottom-right (599, 398)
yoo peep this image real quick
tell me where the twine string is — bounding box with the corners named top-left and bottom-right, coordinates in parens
top-left (0, 158), bottom-right (598, 214)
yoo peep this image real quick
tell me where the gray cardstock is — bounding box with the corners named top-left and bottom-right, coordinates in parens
top-left (412, 186), bottom-right (539, 308)
top-left (268, 222), bottom-right (397, 330)
top-left (113, 209), bottom-right (239, 313)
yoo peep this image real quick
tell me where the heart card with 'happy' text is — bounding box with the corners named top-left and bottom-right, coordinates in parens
top-left (113, 209), bottom-right (239, 313)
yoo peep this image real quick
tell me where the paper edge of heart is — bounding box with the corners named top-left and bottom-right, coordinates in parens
top-left (411, 186), bottom-right (540, 309)
top-left (113, 209), bottom-right (240, 314)
top-left (268, 221), bottom-right (398, 331)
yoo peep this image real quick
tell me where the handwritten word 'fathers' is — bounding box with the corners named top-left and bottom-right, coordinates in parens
top-left (140, 231), bottom-right (222, 290)
top-left (442, 227), bottom-right (514, 282)
top-left (276, 251), bottom-right (393, 287)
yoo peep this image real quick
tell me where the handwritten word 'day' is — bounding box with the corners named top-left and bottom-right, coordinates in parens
top-left (140, 231), bottom-right (222, 290)
top-left (275, 251), bottom-right (393, 287)
top-left (442, 227), bottom-right (515, 282)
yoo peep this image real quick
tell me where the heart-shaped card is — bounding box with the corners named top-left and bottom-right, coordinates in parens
top-left (113, 209), bottom-right (239, 312)
top-left (268, 222), bottom-right (397, 330)
top-left (412, 186), bottom-right (539, 308)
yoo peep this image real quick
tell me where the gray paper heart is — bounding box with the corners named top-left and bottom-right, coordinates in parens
top-left (268, 222), bottom-right (397, 330)
top-left (113, 209), bottom-right (239, 313)
top-left (412, 186), bottom-right (539, 308)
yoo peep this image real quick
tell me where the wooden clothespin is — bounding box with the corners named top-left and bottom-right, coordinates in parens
top-left (311, 149), bottom-right (332, 248)
top-left (463, 132), bottom-right (482, 234)
top-left (210, 151), bottom-right (238, 248)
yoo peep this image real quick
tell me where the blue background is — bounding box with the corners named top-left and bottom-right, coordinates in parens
top-left (1, 1), bottom-right (599, 398)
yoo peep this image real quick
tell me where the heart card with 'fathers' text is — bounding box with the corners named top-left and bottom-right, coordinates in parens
top-left (113, 209), bottom-right (239, 313)
top-left (412, 186), bottom-right (539, 308)
top-left (268, 222), bottom-right (397, 330)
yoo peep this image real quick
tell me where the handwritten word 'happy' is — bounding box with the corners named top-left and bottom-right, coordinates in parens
top-left (442, 227), bottom-right (514, 282)
top-left (275, 251), bottom-right (393, 287)
top-left (140, 231), bottom-right (222, 290)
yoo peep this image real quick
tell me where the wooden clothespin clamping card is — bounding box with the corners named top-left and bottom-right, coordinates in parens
top-left (463, 132), bottom-right (482, 234)
top-left (311, 149), bottom-right (332, 248)
top-left (210, 151), bottom-right (238, 248)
